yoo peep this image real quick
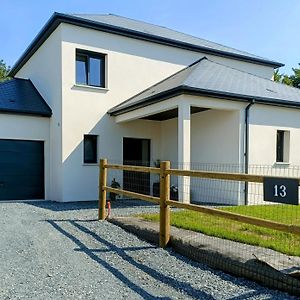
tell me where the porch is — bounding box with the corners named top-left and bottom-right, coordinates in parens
top-left (113, 94), bottom-right (245, 204)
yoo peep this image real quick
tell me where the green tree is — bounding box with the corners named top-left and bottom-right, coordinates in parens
top-left (273, 64), bottom-right (300, 89)
top-left (273, 69), bottom-right (282, 82)
top-left (0, 59), bottom-right (11, 82)
top-left (282, 74), bottom-right (293, 86)
top-left (290, 64), bottom-right (300, 88)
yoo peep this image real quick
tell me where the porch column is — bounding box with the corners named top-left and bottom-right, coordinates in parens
top-left (178, 103), bottom-right (191, 203)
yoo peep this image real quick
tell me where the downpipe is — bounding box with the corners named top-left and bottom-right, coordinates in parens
top-left (244, 99), bottom-right (255, 205)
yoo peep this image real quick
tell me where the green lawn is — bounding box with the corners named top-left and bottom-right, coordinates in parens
top-left (139, 205), bottom-right (300, 256)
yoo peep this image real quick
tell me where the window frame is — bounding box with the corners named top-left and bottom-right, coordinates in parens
top-left (276, 130), bottom-right (290, 163)
top-left (76, 49), bottom-right (106, 88)
top-left (83, 134), bottom-right (98, 164)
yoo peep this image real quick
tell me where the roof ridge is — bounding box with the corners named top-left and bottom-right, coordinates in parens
top-left (75, 13), bottom-right (171, 30)
top-left (72, 13), bottom-right (109, 16)
top-left (74, 13), bottom-right (269, 61)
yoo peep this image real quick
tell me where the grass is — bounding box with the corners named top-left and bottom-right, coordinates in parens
top-left (139, 205), bottom-right (300, 256)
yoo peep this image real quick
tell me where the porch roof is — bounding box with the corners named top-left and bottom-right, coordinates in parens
top-left (108, 58), bottom-right (300, 116)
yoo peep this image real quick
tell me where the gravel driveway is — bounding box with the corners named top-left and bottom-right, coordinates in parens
top-left (0, 200), bottom-right (296, 300)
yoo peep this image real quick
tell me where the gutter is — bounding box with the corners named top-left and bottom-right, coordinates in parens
top-left (109, 86), bottom-right (300, 116)
top-left (244, 100), bottom-right (255, 205)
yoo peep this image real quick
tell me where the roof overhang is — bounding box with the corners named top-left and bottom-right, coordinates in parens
top-left (109, 85), bottom-right (300, 117)
top-left (142, 107), bottom-right (209, 121)
top-left (9, 13), bottom-right (283, 77)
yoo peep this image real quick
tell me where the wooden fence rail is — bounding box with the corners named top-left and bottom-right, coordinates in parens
top-left (98, 159), bottom-right (300, 247)
top-left (105, 186), bottom-right (160, 204)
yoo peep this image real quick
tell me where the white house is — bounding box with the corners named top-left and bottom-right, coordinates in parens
top-left (1, 12), bottom-right (300, 204)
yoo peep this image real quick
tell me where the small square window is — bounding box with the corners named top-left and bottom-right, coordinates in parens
top-left (76, 50), bottom-right (105, 87)
top-left (84, 135), bottom-right (98, 164)
top-left (276, 130), bottom-right (290, 163)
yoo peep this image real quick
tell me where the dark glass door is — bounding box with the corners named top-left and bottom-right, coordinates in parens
top-left (123, 138), bottom-right (150, 195)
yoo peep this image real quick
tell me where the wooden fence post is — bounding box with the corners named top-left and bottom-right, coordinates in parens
top-left (159, 161), bottom-right (171, 247)
top-left (98, 158), bottom-right (107, 220)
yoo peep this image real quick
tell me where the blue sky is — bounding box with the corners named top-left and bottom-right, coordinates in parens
top-left (1, 0), bottom-right (299, 74)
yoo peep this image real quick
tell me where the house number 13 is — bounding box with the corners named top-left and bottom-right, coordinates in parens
top-left (274, 185), bottom-right (287, 197)
top-left (264, 177), bottom-right (298, 205)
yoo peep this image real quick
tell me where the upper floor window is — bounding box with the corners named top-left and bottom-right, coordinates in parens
top-left (76, 49), bottom-right (105, 87)
top-left (276, 130), bottom-right (290, 163)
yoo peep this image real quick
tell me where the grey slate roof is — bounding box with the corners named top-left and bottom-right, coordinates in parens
top-left (73, 14), bottom-right (279, 65)
top-left (10, 12), bottom-right (282, 76)
top-left (0, 79), bottom-right (52, 117)
top-left (108, 58), bottom-right (300, 115)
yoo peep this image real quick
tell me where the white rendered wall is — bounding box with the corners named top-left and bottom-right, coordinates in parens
top-left (15, 27), bottom-right (63, 201)
top-left (191, 109), bottom-right (243, 205)
top-left (0, 114), bottom-right (50, 199)
top-left (161, 118), bottom-right (178, 166)
top-left (191, 110), bottom-right (241, 164)
top-left (60, 24), bottom-right (190, 201)
top-left (59, 23), bottom-right (268, 201)
top-left (247, 104), bottom-right (300, 204)
top-left (160, 102), bottom-right (300, 206)
top-left (13, 20), bottom-right (275, 201)
top-left (114, 93), bottom-right (246, 205)
top-left (159, 95), bottom-right (244, 204)
top-left (249, 105), bottom-right (300, 165)
top-left (62, 118), bottom-right (162, 201)
top-left (59, 13), bottom-right (259, 202)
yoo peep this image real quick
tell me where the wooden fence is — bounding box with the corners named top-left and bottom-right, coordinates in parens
top-left (98, 159), bottom-right (300, 248)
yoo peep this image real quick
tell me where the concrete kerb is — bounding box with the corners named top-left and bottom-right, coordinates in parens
top-left (109, 216), bottom-right (300, 297)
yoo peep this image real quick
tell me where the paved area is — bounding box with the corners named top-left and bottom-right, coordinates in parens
top-left (0, 200), bottom-right (296, 299)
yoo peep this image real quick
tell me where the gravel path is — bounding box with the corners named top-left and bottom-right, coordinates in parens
top-left (0, 200), bottom-right (296, 300)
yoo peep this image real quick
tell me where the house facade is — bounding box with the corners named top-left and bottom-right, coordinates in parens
top-left (1, 13), bottom-right (300, 203)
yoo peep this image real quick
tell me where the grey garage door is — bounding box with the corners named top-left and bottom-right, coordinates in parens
top-left (0, 139), bottom-right (44, 200)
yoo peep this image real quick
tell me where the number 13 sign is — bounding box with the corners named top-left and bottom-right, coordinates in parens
top-left (263, 177), bottom-right (299, 205)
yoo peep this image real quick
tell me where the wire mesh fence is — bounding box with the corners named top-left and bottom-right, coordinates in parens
top-left (101, 159), bottom-right (300, 295)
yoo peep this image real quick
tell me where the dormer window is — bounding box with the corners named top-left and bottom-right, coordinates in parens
top-left (76, 49), bottom-right (105, 87)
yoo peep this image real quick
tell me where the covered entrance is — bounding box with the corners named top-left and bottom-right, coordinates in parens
top-left (109, 58), bottom-right (249, 203)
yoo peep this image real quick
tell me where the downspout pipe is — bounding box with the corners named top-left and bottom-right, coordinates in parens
top-left (244, 99), bottom-right (255, 205)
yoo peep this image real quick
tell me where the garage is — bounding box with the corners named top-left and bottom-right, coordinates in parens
top-left (0, 139), bottom-right (44, 200)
